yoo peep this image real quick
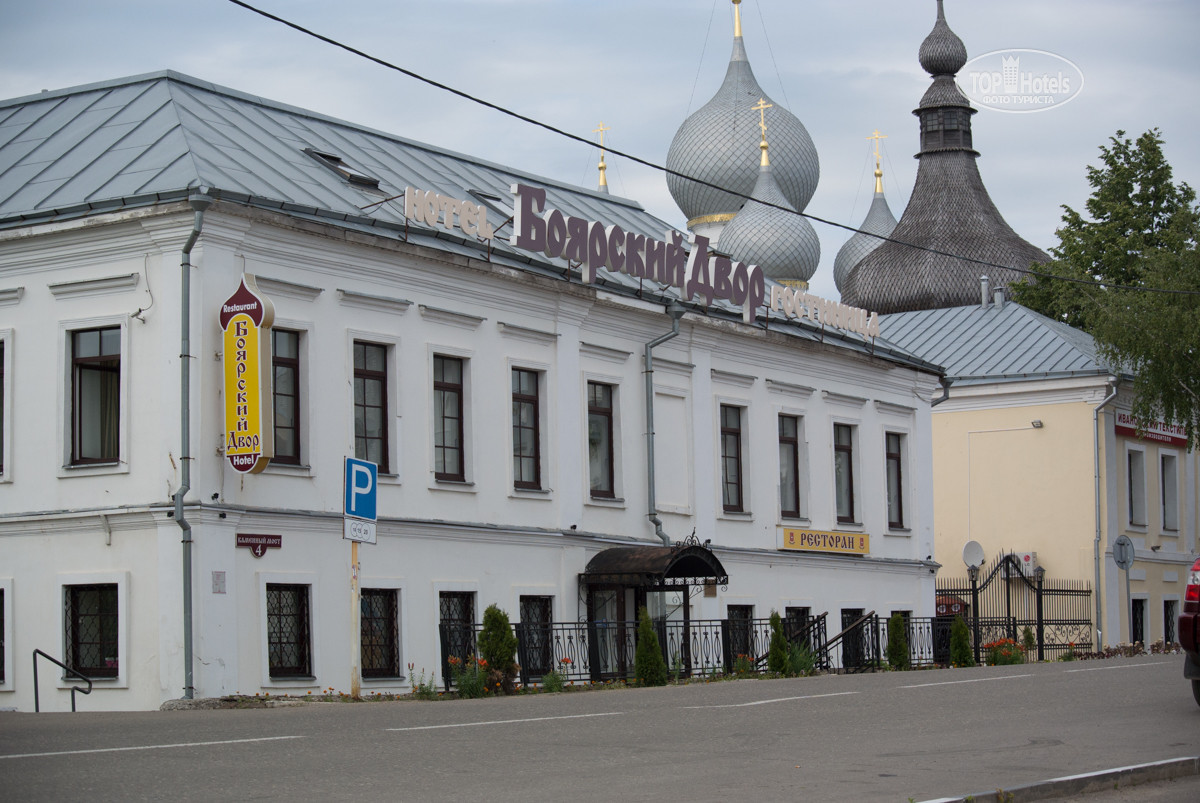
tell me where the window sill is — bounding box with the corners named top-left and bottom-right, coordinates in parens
top-left (59, 461), bottom-right (129, 478)
top-left (430, 479), bottom-right (476, 493)
top-left (779, 516), bottom-right (810, 526)
top-left (719, 511), bottom-right (753, 521)
top-left (884, 528), bottom-right (912, 537)
top-left (265, 676), bottom-right (318, 688)
top-left (511, 488), bottom-right (552, 500)
top-left (835, 522), bottom-right (864, 531)
top-left (264, 462), bottom-right (312, 476)
top-left (586, 496), bottom-right (625, 508)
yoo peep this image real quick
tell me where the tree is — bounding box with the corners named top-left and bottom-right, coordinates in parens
top-left (634, 606), bottom-right (668, 686)
top-left (949, 615), bottom-right (975, 668)
top-left (477, 603), bottom-right (519, 694)
top-left (767, 610), bottom-right (789, 674)
top-left (1011, 129), bottom-right (1200, 448)
top-left (886, 612), bottom-right (911, 671)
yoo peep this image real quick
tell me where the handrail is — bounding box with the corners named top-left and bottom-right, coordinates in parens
top-left (33, 649), bottom-right (93, 712)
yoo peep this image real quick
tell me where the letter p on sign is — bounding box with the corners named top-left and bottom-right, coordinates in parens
top-left (344, 457), bottom-right (378, 521)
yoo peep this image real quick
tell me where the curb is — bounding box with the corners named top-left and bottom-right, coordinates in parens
top-left (918, 756), bottom-right (1200, 803)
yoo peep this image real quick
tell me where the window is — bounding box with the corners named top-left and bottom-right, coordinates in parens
top-left (1162, 453), bottom-right (1179, 531)
top-left (439, 591), bottom-right (475, 673)
top-left (520, 595), bottom-right (554, 677)
top-left (834, 424), bottom-right (856, 523)
top-left (1165, 600), bottom-right (1178, 644)
top-left (588, 382), bottom-right (615, 498)
top-left (71, 327), bottom-right (120, 464)
top-left (1131, 598), bottom-right (1146, 645)
top-left (272, 330), bottom-right (301, 465)
top-left (511, 368), bottom-right (541, 490)
top-left (1127, 448), bottom-right (1146, 526)
top-left (353, 341), bottom-right (389, 473)
top-left (361, 588), bottom-right (400, 679)
top-left (434, 356), bottom-right (465, 481)
top-left (0, 339), bottom-right (5, 475)
top-left (727, 604), bottom-right (754, 662)
top-left (778, 415), bottom-right (802, 519)
top-left (720, 405), bottom-right (744, 513)
top-left (64, 583), bottom-right (118, 677)
top-left (886, 432), bottom-right (905, 529)
top-left (0, 587), bottom-right (5, 683)
top-left (267, 583), bottom-right (312, 678)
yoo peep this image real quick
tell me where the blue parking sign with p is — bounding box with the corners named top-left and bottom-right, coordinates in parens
top-left (344, 457), bottom-right (377, 521)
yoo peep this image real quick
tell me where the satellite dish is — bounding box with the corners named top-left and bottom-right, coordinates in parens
top-left (962, 540), bottom-right (986, 569)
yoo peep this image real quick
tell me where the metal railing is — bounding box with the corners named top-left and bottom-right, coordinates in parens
top-left (32, 649), bottom-right (93, 712)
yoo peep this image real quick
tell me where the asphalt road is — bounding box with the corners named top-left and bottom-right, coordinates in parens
top-left (2, 655), bottom-right (1198, 802)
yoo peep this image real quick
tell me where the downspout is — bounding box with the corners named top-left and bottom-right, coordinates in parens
top-left (645, 303), bottom-right (686, 546)
top-left (175, 190), bottom-right (212, 699)
top-left (1092, 378), bottom-right (1118, 650)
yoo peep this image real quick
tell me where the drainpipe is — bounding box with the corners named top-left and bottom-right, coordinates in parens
top-left (1092, 378), bottom-right (1118, 650)
top-left (175, 190), bottom-right (212, 699)
top-left (645, 303), bottom-right (686, 546)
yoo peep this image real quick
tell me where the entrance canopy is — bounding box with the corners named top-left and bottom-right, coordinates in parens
top-left (580, 543), bottom-right (729, 588)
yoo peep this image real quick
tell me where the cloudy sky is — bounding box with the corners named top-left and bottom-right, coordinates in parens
top-left (3, 0), bottom-right (1198, 300)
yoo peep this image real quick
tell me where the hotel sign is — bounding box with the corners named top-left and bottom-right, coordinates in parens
top-left (781, 528), bottom-right (870, 556)
top-left (220, 275), bottom-right (275, 474)
top-left (1115, 412), bottom-right (1188, 448)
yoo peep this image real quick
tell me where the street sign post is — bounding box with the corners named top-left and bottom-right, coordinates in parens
top-left (1113, 534), bottom-right (1135, 644)
top-left (343, 456), bottom-right (378, 698)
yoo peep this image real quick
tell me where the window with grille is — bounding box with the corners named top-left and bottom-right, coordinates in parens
top-left (267, 583), bottom-right (312, 678)
top-left (71, 327), bottom-right (120, 465)
top-left (587, 382), bottom-right (615, 498)
top-left (0, 588), bottom-right (5, 683)
top-left (1165, 600), bottom-right (1178, 644)
top-left (353, 342), bottom-right (389, 472)
top-left (64, 583), bottom-right (118, 677)
top-left (778, 415), bottom-right (801, 519)
top-left (720, 405), bottom-right (744, 512)
top-left (834, 424), bottom-right (856, 523)
top-left (272, 330), bottom-right (301, 465)
top-left (439, 591), bottom-right (475, 668)
top-left (886, 432), bottom-right (905, 529)
top-left (434, 356), bottom-right (465, 481)
top-left (511, 368), bottom-right (541, 489)
top-left (361, 589), bottom-right (400, 678)
top-left (520, 595), bottom-right (553, 676)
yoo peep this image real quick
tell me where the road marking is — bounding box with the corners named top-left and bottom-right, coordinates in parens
top-left (1066, 660), bottom-right (1172, 673)
top-left (0, 735), bottom-right (303, 761)
top-left (683, 691), bottom-right (859, 709)
top-left (902, 674), bottom-right (1032, 688)
top-left (387, 712), bottom-right (624, 731)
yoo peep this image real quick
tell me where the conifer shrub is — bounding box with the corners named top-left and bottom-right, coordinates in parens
top-left (634, 606), bottom-right (668, 686)
top-left (767, 610), bottom-right (789, 674)
top-left (949, 615), bottom-right (975, 668)
top-left (886, 612), bottom-right (911, 671)
top-left (477, 603), bottom-right (519, 694)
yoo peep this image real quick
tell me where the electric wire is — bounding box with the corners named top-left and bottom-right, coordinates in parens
top-left (224, 0), bottom-right (1200, 298)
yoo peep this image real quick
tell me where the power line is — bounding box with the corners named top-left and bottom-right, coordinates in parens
top-left (225, 0), bottom-right (1200, 298)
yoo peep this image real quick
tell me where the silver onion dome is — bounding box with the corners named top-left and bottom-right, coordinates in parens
top-left (834, 186), bottom-right (897, 294)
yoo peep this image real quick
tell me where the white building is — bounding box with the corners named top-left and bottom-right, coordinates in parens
top-left (0, 72), bottom-right (940, 711)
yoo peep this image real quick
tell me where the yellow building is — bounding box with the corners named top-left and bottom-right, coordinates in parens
top-left (882, 291), bottom-right (1198, 649)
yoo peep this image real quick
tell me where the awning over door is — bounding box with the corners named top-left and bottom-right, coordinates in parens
top-left (579, 543), bottom-right (729, 588)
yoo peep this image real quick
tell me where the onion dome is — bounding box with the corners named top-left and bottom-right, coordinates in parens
top-left (719, 129), bottom-right (820, 285)
top-left (834, 151), bottom-right (897, 294)
top-left (842, 0), bottom-right (1047, 314)
top-left (666, 0), bottom-right (819, 242)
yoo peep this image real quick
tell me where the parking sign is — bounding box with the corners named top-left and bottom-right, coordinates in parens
top-left (344, 457), bottom-right (377, 544)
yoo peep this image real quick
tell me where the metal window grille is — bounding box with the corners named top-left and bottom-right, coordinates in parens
top-left (727, 604), bottom-right (754, 662)
top-left (64, 583), bottom-right (118, 677)
top-left (361, 589), bottom-right (399, 678)
top-left (267, 583), bottom-right (311, 678)
top-left (778, 415), bottom-right (800, 518)
top-left (587, 382), bottom-right (614, 498)
top-left (511, 368), bottom-right (541, 489)
top-left (1165, 600), bottom-right (1178, 644)
top-left (720, 405), bottom-right (743, 512)
top-left (439, 591), bottom-right (476, 680)
top-left (434, 356), bottom-right (465, 481)
top-left (71, 328), bottom-right (120, 465)
top-left (519, 596), bottom-right (554, 676)
top-left (353, 342), bottom-right (389, 473)
top-left (272, 329), bottom-right (300, 465)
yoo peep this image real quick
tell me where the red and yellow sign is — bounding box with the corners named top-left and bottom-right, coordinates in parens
top-left (219, 275), bottom-right (274, 474)
top-left (780, 528), bottom-right (869, 555)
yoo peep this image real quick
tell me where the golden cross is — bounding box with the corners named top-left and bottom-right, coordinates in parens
top-left (867, 129), bottom-right (888, 167)
top-left (593, 121), bottom-right (610, 150)
top-left (752, 97), bottom-right (773, 140)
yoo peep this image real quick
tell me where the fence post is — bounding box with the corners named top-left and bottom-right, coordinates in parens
top-left (587, 620), bottom-right (601, 683)
top-left (1036, 567), bottom-right (1046, 662)
top-left (720, 619), bottom-right (732, 675)
top-left (969, 565), bottom-right (982, 666)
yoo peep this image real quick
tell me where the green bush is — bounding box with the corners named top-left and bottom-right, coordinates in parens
top-left (887, 613), bottom-right (911, 671)
top-left (477, 604), bottom-right (519, 694)
top-left (950, 615), bottom-right (975, 667)
top-left (634, 606), bottom-right (668, 686)
top-left (732, 653), bottom-right (755, 676)
top-left (767, 611), bottom-right (789, 674)
top-left (448, 656), bottom-right (488, 698)
top-left (540, 669), bottom-right (565, 693)
top-left (787, 642), bottom-right (814, 676)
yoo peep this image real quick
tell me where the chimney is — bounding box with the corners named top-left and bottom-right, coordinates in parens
top-left (980, 275), bottom-right (990, 308)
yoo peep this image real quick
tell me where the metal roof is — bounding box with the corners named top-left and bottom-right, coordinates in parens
top-left (0, 70), bottom-right (938, 375)
top-left (879, 300), bottom-right (1112, 385)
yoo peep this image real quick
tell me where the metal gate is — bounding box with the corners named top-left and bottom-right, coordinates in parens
top-left (937, 552), bottom-right (1092, 662)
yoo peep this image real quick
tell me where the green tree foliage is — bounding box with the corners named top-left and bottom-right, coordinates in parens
top-left (634, 606), bottom-right (668, 686)
top-left (886, 612), bottom-right (911, 671)
top-left (949, 615), bottom-right (975, 668)
top-left (1011, 129), bottom-right (1200, 447)
top-left (767, 610), bottom-right (789, 674)
top-left (477, 603), bottom-right (519, 693)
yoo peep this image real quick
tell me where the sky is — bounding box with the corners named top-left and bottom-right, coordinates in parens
top-left (3, 0), bottom-right (1198, 301)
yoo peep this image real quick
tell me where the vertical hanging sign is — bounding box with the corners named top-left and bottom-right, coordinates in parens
top-left (220, 274), bottom-right (275, 473)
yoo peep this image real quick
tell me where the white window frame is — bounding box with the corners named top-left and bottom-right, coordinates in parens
top-left (427, 345), bottom-right (474, 490)
top-left (833, 420), bottom-right (862, 527)
top-left (777, 410), bottom-right (808, 522)
top-left (257, 571), bottom-right (320, 690)
top-left (717, 399), bottom-right (750, 518)
top-left (57, 571), bottom-right (129, 689)
top-left (346, 330), bottom-right (401, 483)
top-left (265, 320), bottom-right (313, 476)
top-left (0, 328), bottom-right (11, 483)
top-left (509, 359), bottom-right (553, 498)
top-left (1126, 445), bottom-right (1147, 528)
top-left (1160, 451), bottom-right (1179, 532)
top-left (584, 373), bottom-right (624, 507)
top-left (884, 430), bottom-right (910, 532)
top-left (58, 317), bottom-right (131, 477)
